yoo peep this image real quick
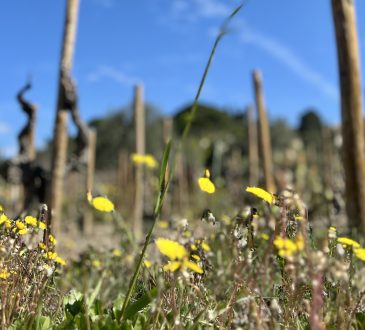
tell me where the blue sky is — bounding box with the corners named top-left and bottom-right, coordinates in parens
top-left (1, 0), bottom-right (365, 157)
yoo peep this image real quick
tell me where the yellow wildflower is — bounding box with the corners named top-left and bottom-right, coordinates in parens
top-left (246, 187), bottom-right (274, 204)
top-left (274, 236), bottom-right (299, 258)
top-left (55, 256), bottom-right (66, 266)
top-left (24, 215), bottom-right (47, 230)
top-left (38, 242), bottom-right (47, 251)
top-left (92, 260), bottom-right (101, 269)
top-left (156, 238), bottom-right (203, 274)
top-left (144, 260), bottom-right (152, 268)
top-left (156, 238), bottom-right (187, 260)
top-left (4, 219), bottom-right (11, 229)
top-left (131, 153), bottom-right (158, 169)
top-left (0, 213), bottom-right (8, 225)
top-left (113, 249), bottom-right (122, 257)
top-left (201, 242), bottom-right (211, 252)
top-left (25, 215), bottom-right (37, 227)
top-left (198, 169), bottom-right (215, 194)
top-left (45, 251), bottom-right (58, 260)
top-left (49, 235), bottom-right (57, 245)
top-left (355, 248), bottom-right (365, 261)
top-left (192, 254), bottom-right (201, 261)
top-left (14, 221), bottom-right (28, 235)
top-left (87, 192), bottom-right (114, 212)
top-left (0, 268), bottom-right (10, 279)
top-left (337, 237), bottom-right (360, 249)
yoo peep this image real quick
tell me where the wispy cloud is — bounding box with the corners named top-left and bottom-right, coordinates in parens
top-left (87, 66), bottom-right (141, 87)
top-left (170, 0), bottom-right (232, 21)
top-left (240, 27), bottom-right (338, 101)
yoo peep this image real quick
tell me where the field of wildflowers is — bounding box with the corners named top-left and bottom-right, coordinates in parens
top-left (2, 1), bottom-right (365, 329)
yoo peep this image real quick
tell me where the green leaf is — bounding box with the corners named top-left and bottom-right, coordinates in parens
top-left (64, 290), bottom-right (84, 318)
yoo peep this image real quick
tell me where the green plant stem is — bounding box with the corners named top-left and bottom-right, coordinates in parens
top-left (118, 4), bottom-right (244, 324)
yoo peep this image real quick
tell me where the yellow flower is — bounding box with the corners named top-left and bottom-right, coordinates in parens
top-left (87, 192), bottom-right (114, 212)
top-left (198, 169), bottom-right (215, 194)
top-left (337, 237), bottom-right (360, 249)
top-left (55, 256), bottom-right (66, 266)
top-left (131, 153), bottom-right (158, 169)
top-left (45, 251), bottom-right (58, 260)
top-left (144, 155), bottom-right (158, 169)
top-left (0, 213), bottom-right (8, 225)
top-left (49, 235), bottom-right (57, 245)
top-left (156, 238), bottom-right (187, 260)
top-left (0, 268), bottom-right (10, 279)
top-left (201, 242), bottom-right (211, 252)
top-left (274, 236), bottom-right (299, 258)
top-left (0, 205), bottom-right (2, 212)
top-left (92, 260), bottom-right (101, 269)
top-left (4, 218), bottom-right (11, 229)
top-left (246, 187), bottom-right (274, 204)
top-left (25, 215), bottom-right (37, 227)
top-left (144, 260), bottom-right (152, 268)
top-left (24, 215), bottom-right (47, 230)
top-left (191, 254), bottom-right (201, 261)
top-left (156, 238), bottom-right (203, 274)
top-left (14, 221), bottom-right (28, 235)
top-left (355, 248), bottom-right (365, 261)
top-left (113, 249), bottom-right (122, 257)
top-left (39, 242), bottom-right (47, 251)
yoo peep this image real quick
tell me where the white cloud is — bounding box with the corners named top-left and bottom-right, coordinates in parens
top-left (170, 0), bottom-right (232, 21)
top-left (87, 66), bottom-right (141, 87)
top-left (0, 122), bottom-right (10, 135)
top-left (240, 27), bottom-right (338, 101)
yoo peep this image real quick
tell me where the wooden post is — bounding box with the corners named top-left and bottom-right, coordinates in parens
top-left (247, 105), bottom-right (259, 186)
top-left (252, 70), bottom-right (276, 193)
top-left (331, 0), bottom-right (365, 231)
top-left (133, 85), bottom-right (145, 239)
top-left (50, 0), bottom-right (79, 235)
top-left (83, 129), bottom-right (96, 235)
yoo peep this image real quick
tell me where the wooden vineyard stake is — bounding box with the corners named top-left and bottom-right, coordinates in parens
top-left (247, 105), bottom-right (259, 187)
top-left (252, 70), bottom-right (276, 193)
top-left (50, 0), bottom-right (80, 235)
top-left (332, 0), bottom-right (365, 230)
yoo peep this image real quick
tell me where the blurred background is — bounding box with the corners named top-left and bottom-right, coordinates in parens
top-left (0, 0), bottom-right (365, 252)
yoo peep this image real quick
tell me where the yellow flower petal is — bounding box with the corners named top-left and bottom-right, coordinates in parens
top-left (163, 261), bottom-right (181, 272)
top-left (246, 187), bottom-right (274, 204)
top-left (198, 177), bottom-right (215, 194)
top-left (355, 248), bottom-right (365, 261)
top-left (184, 260), bottom-right (203, 274)
top-left (156, 238), bottom-right (187, 260)
top-left (113, 249), bottom-right (122, 257)
top-left (337, 237), bottom-right (360, 249)
top-left (91, 196), bottom-right (114, 212)
top-left (144, 260), bottom-right (152, 268)
top-left (25, 215), bottom-right (37, 227)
